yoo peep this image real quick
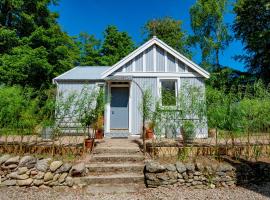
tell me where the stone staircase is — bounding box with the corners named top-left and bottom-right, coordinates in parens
top-left (74, 138), bottom-right (146, 192)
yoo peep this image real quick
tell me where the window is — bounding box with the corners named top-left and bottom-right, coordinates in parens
top-left (160, 80), bottom-right (177, 106)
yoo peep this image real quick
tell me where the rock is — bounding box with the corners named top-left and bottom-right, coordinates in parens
top-left (217, 163), bottom-right (234, 172)
top-left (2, 180), bottom-right (16, 186)
top-left (33, 179), bottom-right (44, 186)
top-left (196, 162), bottom-right (205, 171)
top-left (48, 181), bottom-right (58, 187)
top-left (176, 162), bottom-right (186, 173)
top-left (17, 167), bottom-right (28, 175)
top-left (8, 172), bottom-right (29, 180)
top-left (39, 185), bottom-right (51, 189)
top-left (194, 171), bottom-right (202, 176)
top-left (157, 173), bottom-right (169, 181)
top-left (165, 164), bottom-right (176, 171)
top-left (17, 178), bottom-right (33, 186)
top-left (4, 156), bottom-right (20, 165)
top-left (30, 170), bottom-right (38, 176)
top-left (53, 173), bottom-right (60, 182)
top-left (210, 183), bottom-right (215, 189)
top-left (0, 154), bottom-right (11, 165)
top-left (145, 161), bottom-right (165, 173)
top-left (58, 173), bottom-right (68, 183)
top-left (50, 161), bottom-right (63, 172)
top-left (1, 164), bottom-right (17, 169)
top-left (56, 163), bottom-right (72, 174)
top-left (70, 163), bottom-right (86, 176)
top-left (18, 156), bottom-right (36, 169)
top-left (185, 163), bottom-right (195, 172)
top-left (35, 158), bottom-right (52, 172)
top-left (44, 172), bottom-right (54, 182)
top-left (178, 179), bottom-right (185, 183)
top-left (145, 173), bottom-right (157, 181)
top-left (66, 177), bottom-right (73, 187)
top-left (34, 172), bottom-right (45, 180)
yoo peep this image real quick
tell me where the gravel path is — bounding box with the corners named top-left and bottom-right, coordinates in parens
top-left (0, 184), bottom-right (270, 200)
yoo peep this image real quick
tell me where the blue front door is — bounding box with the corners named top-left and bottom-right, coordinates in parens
top-left (110, 87), bottom-right (129, 129)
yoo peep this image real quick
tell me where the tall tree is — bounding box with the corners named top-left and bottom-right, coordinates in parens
top-left (76, 32), bottom-right (101, 66)
top-left (99, 26), bottom-right (134, 66)
top-left (143, 17), bottom-right (191, 58)
top-left (233, 0), bottom-right (270, 83)
top-left (190, 0), bottom-right (232, 70)
top-left (0, 0), bottom-right (79, 89)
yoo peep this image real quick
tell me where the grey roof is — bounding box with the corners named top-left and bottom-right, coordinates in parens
top-left (53, 66), bottom-right (110, 82)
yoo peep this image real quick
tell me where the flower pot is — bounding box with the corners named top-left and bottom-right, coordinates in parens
top-left (95, 129), bottom-right (104, 139)
top-left (208, 128), bottom-right (217, 138)
top-left (84, 138), bottom-right (94, 150)
top-left (146, 128), bottom-right (154, 139)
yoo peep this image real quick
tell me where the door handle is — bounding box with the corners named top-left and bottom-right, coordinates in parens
top-left (112, 111), bottom-right (114, 114)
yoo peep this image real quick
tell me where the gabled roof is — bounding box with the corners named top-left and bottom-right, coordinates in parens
top-left (53, 66), bottom-right (110, 82)
top-left (101, 36), bottom-right (210, 79)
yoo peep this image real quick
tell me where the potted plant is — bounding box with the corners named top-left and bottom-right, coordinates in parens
top-left (181, 120), bottom-right (195, 143)
top-left (81, 110), bottom-right (96, 150)
top-left (95, 115), bottom-right (104, 139)
top-left (145, 121), bottom-right (155, 139)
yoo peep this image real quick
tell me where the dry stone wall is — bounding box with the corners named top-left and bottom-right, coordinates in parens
top-left (145, 161), bottom-right (236, 188)
top-left (0, 154), bottom-right (86, 188)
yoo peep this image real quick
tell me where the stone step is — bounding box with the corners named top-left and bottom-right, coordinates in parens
top-left (86, 163), bottom-right (145, 173)
top-left (73, 173), bottom-right (144, 185)
top-left (84, 183), bottom-right (145, 194)
top-left (94, 147), bottom-right (141, 154)
top-left (91, 154), bottom-right (145, 162)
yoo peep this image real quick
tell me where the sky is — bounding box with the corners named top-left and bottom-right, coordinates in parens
top-left (50, 0), bottom-right (245, 71)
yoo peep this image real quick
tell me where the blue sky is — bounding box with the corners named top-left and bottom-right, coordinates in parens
top-left (50, 0), bottom-right (245, 71)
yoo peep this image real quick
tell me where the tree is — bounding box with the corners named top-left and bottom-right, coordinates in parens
top-left (233, 0), bottom-right (270, 83)
top-left (76, 32), bottom-right (101, 66)
top-left (0, 0), bottom-right (79, 89)
top-left (99, 26), bottom-right (134, 66)
top-left (143, 17), bottom-right (191, 58)
top-left (190, 0), bottom-right (232, 70)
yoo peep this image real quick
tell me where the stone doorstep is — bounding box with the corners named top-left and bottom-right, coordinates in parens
top-left (86, 163), bottom-right (145, 173)
top-left (84, 183), bottom-right (145, 194)
top-left (93, 147), bottom-right (141, 154)
top-left (91, 154), bottom-right (145, 162)
top-left (73, 173), bottom-right (145, 185)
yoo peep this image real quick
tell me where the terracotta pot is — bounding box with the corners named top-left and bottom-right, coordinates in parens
top-left (84, 138), bottom-right (94, 150)
top-left (208, 128), bottom-right (217, 138)
top-left (95, 129), bottom-right (104, 139)
top-left (146, 128), bottom-right (154, 139)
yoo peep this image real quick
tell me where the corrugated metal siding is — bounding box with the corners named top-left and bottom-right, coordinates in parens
top-left (167, 53), bottom-right (176, 72)
top-left (145, 46), bottom-right (154, 71)
top-left (135, 53), bottom-right (143, 72)
top-left (131, 77), bottom-right (157, 135)
top-left (156, 46), bottom-right (165, 72)
top-left (178, 60), bottom-right (185, 72)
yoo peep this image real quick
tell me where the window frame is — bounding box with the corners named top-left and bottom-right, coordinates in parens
top-left (157, 77), bottom-right (180, 107)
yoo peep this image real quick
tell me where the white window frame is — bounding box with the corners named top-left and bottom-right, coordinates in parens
top-left (157, 77), bottom-right (180, 107)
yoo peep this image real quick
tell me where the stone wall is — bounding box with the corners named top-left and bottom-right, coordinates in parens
top-left (0, 154), bottom-right (86, 188)
top-left (145, 161), bottom-right (236, 188)
top-left (145, 159), bottom-right (270, 188)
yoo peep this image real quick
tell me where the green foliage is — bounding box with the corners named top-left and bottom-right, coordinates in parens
top-left (143, 17), bottom-right (191, 58)
top-left (190, 0), bottom-right (232, 70)
top-left (75, 32), bottom-right (101, 66)
top-left (0, 86), bottom-right (39, 133)
top-left (233, 0), bottom-right (270, 83)
top-left (0, 0), bottom-right (79, 89)
top-left (206, 80), bottom-right (270, 133)
top-left (182, 120), bottom-right (195, 140)
top-left (99, 26), bottom-right (135, 66)
top-left (140, 89), bottom-right (154, 123)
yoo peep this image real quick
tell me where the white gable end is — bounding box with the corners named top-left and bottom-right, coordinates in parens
top-left (102, 37), bottom-right (210, 78)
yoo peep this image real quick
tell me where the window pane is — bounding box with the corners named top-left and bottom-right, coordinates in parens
top-left (161, 80), bottom-right (176, 106)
